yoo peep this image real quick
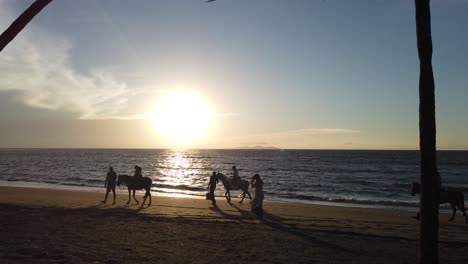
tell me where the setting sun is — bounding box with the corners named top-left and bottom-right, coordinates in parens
top-left (151, 91), bottom-right (212, 145)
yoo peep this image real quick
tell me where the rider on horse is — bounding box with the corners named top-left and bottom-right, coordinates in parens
top-left (134, 165), bottom-right (143, 189)
top-left (231, 166), bottom-right (241, 189)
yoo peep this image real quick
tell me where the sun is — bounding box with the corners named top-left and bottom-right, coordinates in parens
top-left (151, 91), bottom-right (212, 145)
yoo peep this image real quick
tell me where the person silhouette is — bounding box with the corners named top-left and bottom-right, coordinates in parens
top-left (102, 167), bottom-right (117, 204)
top-left (207, 171), bottom-right (219, 206)
top-left (134, 165), bottom-right (142, 187)
top-left (231, 165), bottom-right (241, 188)
top-left (250, 174), bottom-right (264, 213)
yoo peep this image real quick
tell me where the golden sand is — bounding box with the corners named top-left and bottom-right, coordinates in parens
top-left (1, 186), bottom-right (467, 263)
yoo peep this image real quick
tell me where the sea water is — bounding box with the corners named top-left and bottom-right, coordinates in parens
top-left (1, 149), bottom-right (467, 209)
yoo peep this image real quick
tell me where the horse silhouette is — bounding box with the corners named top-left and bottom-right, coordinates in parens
top-left (411, 182), bottom-right (467, 223)
top-left (216, 172), bottom-right (251, 203)
top-left (117, 174), bottom-right (152, 207)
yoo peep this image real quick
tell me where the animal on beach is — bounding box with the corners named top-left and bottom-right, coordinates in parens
top-left (216, 172), bottom-right (252, 203)
top-left (117, 174), bottom-right (153, 207)
top-left (411, 182), bottom-right (467, 223)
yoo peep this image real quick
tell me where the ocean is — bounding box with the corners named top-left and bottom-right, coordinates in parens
top-left (1, 149), bottom-right (467, 209)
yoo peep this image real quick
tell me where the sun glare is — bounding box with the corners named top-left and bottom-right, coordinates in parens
top-left (151, 91), bottom-right (212, 145)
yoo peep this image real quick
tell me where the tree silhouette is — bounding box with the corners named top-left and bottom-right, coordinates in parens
top-left (0, 0), bottom-right (52, 53)
top-left (414, 1), bottom-right (439, 263)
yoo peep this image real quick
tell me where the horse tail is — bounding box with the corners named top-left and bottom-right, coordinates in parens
top-left (146, 177), bottom-right (153, 192)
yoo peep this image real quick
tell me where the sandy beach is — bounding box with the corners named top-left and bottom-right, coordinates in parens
top-left (0, 186), bottom-right (467, 263)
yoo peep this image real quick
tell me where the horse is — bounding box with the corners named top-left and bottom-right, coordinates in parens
top-left (117, 174), bottom-right (153, 207)
top-left (216, 172), bottom-right (251, 203)
top-left (411, 182), bottom-right (467, 223)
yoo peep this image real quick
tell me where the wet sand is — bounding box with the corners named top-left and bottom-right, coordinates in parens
top-left (1, 186), bottom-right (467, 263)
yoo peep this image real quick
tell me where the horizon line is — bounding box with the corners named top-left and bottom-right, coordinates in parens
top-left (0, 147), bottom-right (467, 151)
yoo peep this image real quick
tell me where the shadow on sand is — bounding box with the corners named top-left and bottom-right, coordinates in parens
top-left (211, 202), bottom-right (352, 252)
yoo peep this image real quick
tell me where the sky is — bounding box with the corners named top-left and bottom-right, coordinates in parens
top-left (0, 0), bottom-right (467, 150)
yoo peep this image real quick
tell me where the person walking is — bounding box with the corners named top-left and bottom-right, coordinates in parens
top-left (207, 171), bottom-right (218, 205)
top-left (250, 174), bottom-right (264, 213)
top-left (102, 167), bottom-right (117, 204)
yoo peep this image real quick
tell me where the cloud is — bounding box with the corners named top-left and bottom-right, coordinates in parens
top-left (0, 1), bottom-right (131, 120)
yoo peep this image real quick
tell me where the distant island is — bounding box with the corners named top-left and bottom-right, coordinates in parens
top-left (235, 145), bottom-right (281, 150)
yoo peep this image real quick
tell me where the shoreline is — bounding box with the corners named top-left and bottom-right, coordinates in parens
top-left (0, 179), bottom-right (420, 211)
top-left (1, 186), bottom-right (468, 263)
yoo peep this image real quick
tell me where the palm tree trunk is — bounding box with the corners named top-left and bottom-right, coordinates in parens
top-left (414, 0), bottom-right (439, 263)
top-left (0, 0), bottom-right (53, 53)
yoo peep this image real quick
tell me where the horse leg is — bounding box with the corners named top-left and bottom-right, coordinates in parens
top-left (459, 204), bottom-right (468, 224)
top-left (148, 191), bottom-right (152, 206)
top-left (133, 190), bottom-right (139, 205)
top-left (463, 207), bottom-right (468, 224)
top-left (225, 191), bottom-right (231, 203)
top-left (449, 203), bottom-right (456, 221)
top-left (142, 188), bottom-right (151, 207)
top-left (456, 194), bottom-right (468, 223)
top-left (141, 192), bottom-right (147, 207)
top-left (126, 189), bottom-right (131, 205)
top-left (239, 191), bottom-right (245, 203)
top-left (413, 211), bottom-right (420, 220)
top-left (463, 206), bottom-right (468, 224)
top-left (458, 200), bottom-right (467, 223)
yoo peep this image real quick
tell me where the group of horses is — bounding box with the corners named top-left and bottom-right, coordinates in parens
top-left (116, 173), bottom-right (467, 223)
top-left (116, 172), bottom-right (252, 207)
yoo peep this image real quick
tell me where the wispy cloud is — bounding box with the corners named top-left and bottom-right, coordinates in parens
top-left (0, 1), bottom-right (130, 120)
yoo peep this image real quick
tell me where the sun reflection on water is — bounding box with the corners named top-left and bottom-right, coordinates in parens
top-left (153, 149), bottom-right (209, 195)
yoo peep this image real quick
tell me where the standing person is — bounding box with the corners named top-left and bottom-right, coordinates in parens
top-left (231, 165), bottom-right (240, 188)
top-left (251, 174), bottom-right (264, 213)
top-left (102, 167), bottom-right (117, 204)
top-left (207, 171), bottom-right (218, 205)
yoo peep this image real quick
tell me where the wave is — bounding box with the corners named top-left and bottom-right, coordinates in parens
top-left (84, 179), bottom-right (103, 184)
top-left (66, 176), bottom-right (84, 181)
top-left (59, 182), bottom-right (86, 187)
top-left (440, 161), bottom-right (468, 166)
top-left (270, 192), bottom-right (419, 208)
top-left (44, 180), bottom-right (60, 184)
top-left (326, 197), bottom-right (418, 208)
